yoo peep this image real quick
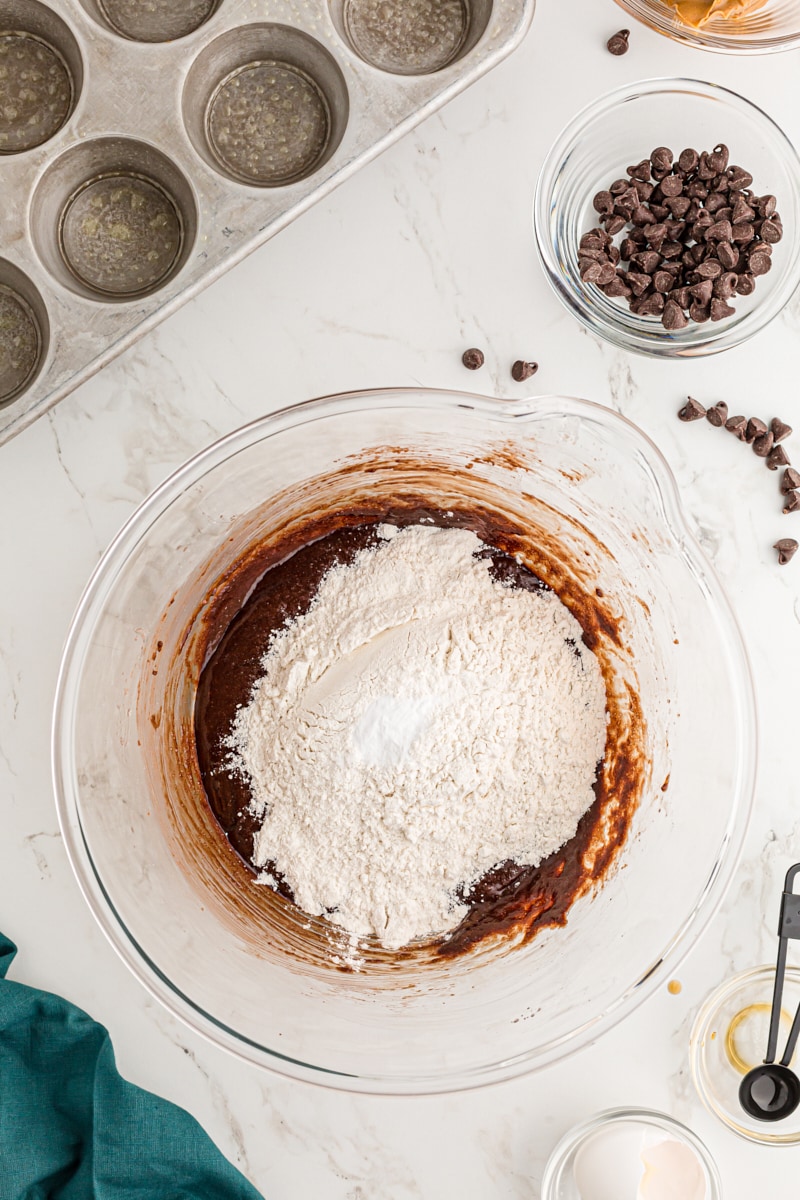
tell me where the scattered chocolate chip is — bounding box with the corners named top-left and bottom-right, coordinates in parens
top-left (706, 401), bottom-right (728, 427)
top-left (725, 414), bottom-right (747, 439)
top-left (461, 347), bottom-right (484, 370)
top-left (774, 538), bottom-right (798, 564)
top-left (781, 467), bottom-right (800, 494)
top-left (753, 430), bottom-right (775, 457)
top-left (606, 28), bottom-right (630, 54)
top-left (746, 417), bottom-right (767, 444)
top-left (736, 273), bottom-right (756, 296)
top-left (784, 491), bottom-right (800, 514)
top-left (678, 396), bottom-right (706, 421)
top-left (771, 418), bottom-right (793, 444)
top-left (767, 444), bottom-right (791, 471)
top-left (511, 360), bottom-right (538, 382)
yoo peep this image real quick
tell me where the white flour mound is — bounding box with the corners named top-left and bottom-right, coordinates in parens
top-left (227, 525), bottom-right (608, 950)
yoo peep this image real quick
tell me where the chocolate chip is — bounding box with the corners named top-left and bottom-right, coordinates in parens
top-left (627, 271), bottom-right (652, 297)
top-left (710, 297), bottom-right (736, 321)
top-left (580, 230), bottom-right (605, 249)
top-left (605, 215), bottom-right (627, 235)
top-left (726, 165), bottom-right (752, 191)
top-left (461, 348), bottom-right (484, 370)
top-left (705, 219), bottom-right (733, 243)
top-left (732, 197), bottom-right (755, 224)
top-left (678, 148), bottom-right (699, 174)
top-left (596, 262), bottom-right (618, 285)
top-left (748, 252), bottom-right (772, 276)
top-left (660, 174), bottom-right (684, 198)
top-left (783, 491), bottom-right (800, 515)
top-left (725, 414), bottom-right (747, 440)
top-left (736, 273), bottom-right (756, 296)
top-left (717, 242), bottom-right (739, 270)
top-left (602, 275), bottom-right (632, 298)
top-left (678, 396), bottom-right (706, 421)
top-left (709, 144), bottom-right (730, 173)
top-left (606, 28), bottom-right (630, 54)
top-left (731, 222), bottom-right (755, 245)
top-left (695, 260), bottom-right (723, 280)
top-left (631, 291), bottom-right (665, 316)
top-left (760, 218), bottom-right (783, 244)
top-left (774, 538), bottom-right (798, 564)
top-left (628, 160), bottom-right (651, 182)
top-left (690, 279), bottom-right (714, 305)
top-left (753, 431), bottom-right (775, 457)
top-left (689, 301), bottom-right (711, 323)
top-left (651, 147), bottom-right (673, 174)
top-left (706, 401), bottom-right (728, 427)
top-left (662, 300), bottom-right (689, 330)
top-left (630, 250), bottom-right (662, 274)
top-left (771, 418), bottom-right (793, 444)
top-left (511, 360), bottom-right (538, 382)
top-left (713, 272), bottom-right (738, 301)
top-left (629, 204), bottom-right (651, 227)
top-left (767, 445), bottom-right (791, 471)
top-left (746, 417), bottom-right (767, 444)
top-left (653, 270), bottom-right (674, 293)
top-left (593, 191), bottom-right (615, 216)
top-left (781, 467), bottom-right (800, 494)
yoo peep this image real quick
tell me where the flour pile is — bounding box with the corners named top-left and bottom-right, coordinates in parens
top-left (227, 524), bottom-right (608, 949)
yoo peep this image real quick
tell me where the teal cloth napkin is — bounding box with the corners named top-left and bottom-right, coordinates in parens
top-left (0, 932), bottom-right (263, 1200)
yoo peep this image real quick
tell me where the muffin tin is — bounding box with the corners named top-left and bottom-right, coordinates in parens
top-left (0, 0), bottom-right (534, 442)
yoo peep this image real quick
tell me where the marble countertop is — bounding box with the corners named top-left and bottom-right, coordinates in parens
top-left (3, 0), bottom-right (800, 1194)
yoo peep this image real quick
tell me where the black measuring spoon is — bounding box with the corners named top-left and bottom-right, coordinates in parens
top-left (739, 863), bottom-right (800, 1122)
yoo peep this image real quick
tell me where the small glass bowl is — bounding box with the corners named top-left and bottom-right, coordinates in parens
top-left (615, 0), bottom-right (800, 54)
top-left (533, 78), bottom-right (800, 358)
top-left (541, 1108), bottom-right (722, 1200)
top-left (690, 966), bottom-right (800, 1145)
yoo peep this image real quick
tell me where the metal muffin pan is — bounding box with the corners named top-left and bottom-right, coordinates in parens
top-left (0, 0), bottom-right (535, 443)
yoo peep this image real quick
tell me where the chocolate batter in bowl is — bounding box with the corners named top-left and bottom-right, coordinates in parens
top-left (53, 390), bottom-right (755, 1093)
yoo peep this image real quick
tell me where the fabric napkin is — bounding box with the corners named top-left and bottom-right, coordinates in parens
top-left (0, 931), bottom-right (263, 1200)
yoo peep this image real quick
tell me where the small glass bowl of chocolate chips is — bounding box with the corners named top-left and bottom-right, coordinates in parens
top-left (534, 78), bottom-right (800, 357)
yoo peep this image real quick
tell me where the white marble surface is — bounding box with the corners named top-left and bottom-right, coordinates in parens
top-left (3, 0), bottom-right (800, 1194)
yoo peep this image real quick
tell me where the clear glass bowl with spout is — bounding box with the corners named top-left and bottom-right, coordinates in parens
top-left (52, 390), bottom-right (756, 1094)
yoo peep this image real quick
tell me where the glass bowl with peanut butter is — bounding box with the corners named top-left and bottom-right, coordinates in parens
top-left (615, 0), bottom-right (800, 52)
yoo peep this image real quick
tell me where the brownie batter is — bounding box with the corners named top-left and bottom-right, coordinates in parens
top-left (194, 508), bottom-right (612, 954)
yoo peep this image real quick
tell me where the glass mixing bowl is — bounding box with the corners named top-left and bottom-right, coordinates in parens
top-left (615, 0), bottom-right (800, 53)
top-left (534, 78), bottom-right (800, 358)
top-left (53, 390), bottom-right (755, 1093)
